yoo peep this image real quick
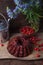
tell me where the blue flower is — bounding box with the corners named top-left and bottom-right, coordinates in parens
top-left (13, 0), bottom-right (22, 5)
top-left (19, 4), bottom-right (29, 9)
top-left (6, 7), bottom-right (14, 18)
top-left (13, 0), bottom-right (31, 5)
top-left (13, 6), bottom-right (20, 14)
top-left (13, 6), bottom-right (21, 18)
top-left (6, 0), bottom-right (41, 19)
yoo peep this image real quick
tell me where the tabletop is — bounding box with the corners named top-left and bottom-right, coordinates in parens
top-left (0, 59), bottom-right (43, 65)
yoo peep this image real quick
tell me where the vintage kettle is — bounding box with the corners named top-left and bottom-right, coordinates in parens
top-left (0, 13), bottom-right (9, 43)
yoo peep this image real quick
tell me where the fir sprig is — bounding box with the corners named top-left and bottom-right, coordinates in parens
top-left (19, 0), bottom-right (43, 32)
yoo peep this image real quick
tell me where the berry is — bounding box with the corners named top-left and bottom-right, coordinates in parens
top-left (0, 44), bottom-right (4, 47)
top-left (34, 48), bottom-right (39, 51)
top-left (20, 26), bottom-right (35, 35)
top-left (6, 7), bottom-right (13, 18)
top-left (36, 54), bottom-right (40, 57)
top-left (1, 44), bottom-right (4, 46)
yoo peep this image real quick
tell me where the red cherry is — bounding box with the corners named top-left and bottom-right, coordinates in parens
top-left (33, 37), bottom-right (36, 39)
top-left (26, 31), bottom-right (29, 35)
top-left (36, 54), bottom-right (40, 57)
top-left (20, 28), bottom-right (24, 32)
top-left (20, 26), bottom-right (35, 35)
top-left (28, 32), bottom-right (31, 35)
top-left (30, 37), bottom-right (37, 44)
top-left (32, 37), bottom-right (35, 41)
top-left (30, 30), bottom-right (34, 33)
top-left (0, 44), bottom-right (4, 47)
top-left (21, 29), bottom-right (25, 33)
top-left (34, 48), bottom-right (39, 51)
top-left (1, 44), bottom-right (4, 46)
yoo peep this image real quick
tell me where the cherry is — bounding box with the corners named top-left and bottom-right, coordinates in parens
top-left (36, 54), bottom-right (40, 57)
top-left (0, 44), bottom-right (4, 47)
top-left (34, 48), bottom-right (39, 51)
top-left (2, 44), bottom-right (4, 46)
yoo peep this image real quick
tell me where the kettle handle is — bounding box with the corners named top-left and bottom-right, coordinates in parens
top-left (0, 13), bottom-right (8, 29)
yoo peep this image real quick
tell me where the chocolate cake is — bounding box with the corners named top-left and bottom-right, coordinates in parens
top-left (7, 34), bottom-right (34, 57)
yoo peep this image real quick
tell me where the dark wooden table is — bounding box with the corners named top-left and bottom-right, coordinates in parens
top-left (0, 59), bottom-right (43, 65)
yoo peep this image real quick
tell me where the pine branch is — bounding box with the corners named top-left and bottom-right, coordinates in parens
top-left (19, 0), bottom-right (43, 32)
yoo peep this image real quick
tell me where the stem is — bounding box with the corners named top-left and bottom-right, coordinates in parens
top-left (35, 13), bottom-right (43, 18)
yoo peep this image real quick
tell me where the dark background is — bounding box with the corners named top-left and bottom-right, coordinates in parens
top-left (0, 0), bottom-right (15, 19)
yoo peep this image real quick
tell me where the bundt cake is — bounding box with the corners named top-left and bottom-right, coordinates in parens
top-left (7, 34), bottom-right (34, 57)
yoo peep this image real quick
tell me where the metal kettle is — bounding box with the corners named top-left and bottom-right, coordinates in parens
top-left (0, 13), bottom-right (9, 43)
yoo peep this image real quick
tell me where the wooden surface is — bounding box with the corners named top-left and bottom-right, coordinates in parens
top-left (0, 59), bottom-right (43, 65)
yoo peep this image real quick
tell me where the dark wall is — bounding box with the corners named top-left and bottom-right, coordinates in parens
top-left (0, 0), bottom-right (15, 19)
